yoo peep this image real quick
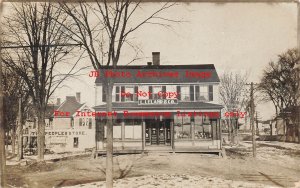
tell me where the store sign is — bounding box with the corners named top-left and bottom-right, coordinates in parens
top-left (138, 99), bottom-right (178, 105)
top-left (30, 130), bottom-right (86, 136)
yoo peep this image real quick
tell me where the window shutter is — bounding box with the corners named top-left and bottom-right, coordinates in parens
top-left (209, 85), bottom-right (213, 101)
top-left (134, 86), bottom-right (138, 101)
top-left (190, 85), bottom-right (194, 101)
top-left (121, 86), bottom-right (125, 102)
top-left (162, 86), bottom-right (166, 99)
top-left (116, 86), bottom-right (120, 101)
top-left (149, 86), bottom-right (153, 99)
top-left (176, 86), bottom-right (181, 100)
top-left (195, 86), bottom-right (199, 101)
top-left (102, 86), bottom-right (106, 102)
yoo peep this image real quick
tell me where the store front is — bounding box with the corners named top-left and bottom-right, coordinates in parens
top-left (94, 53), bottom-right (223, 153)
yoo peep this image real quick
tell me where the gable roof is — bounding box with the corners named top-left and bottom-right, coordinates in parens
top-left (45, 104), bottom-right (59, 118)
top-left (95, 64), bottom-right (220, 84)
top-left (55, 96), bottom-right (84, 117)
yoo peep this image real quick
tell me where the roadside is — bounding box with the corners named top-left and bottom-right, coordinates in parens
top-left (5, 141), bottom-right (300, 188)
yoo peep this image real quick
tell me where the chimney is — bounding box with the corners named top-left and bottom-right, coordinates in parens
top-left (147, 62), bottom-right (152, 66)
top-left (152, 52), bottom-right (160, 66)
top-left (76, 92), bottom-right (81, 103)
top-left (56, 98), bottom-right (61, 106)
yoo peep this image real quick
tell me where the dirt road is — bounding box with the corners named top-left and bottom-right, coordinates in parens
top-left (5, 141), bottom-right (300, 188)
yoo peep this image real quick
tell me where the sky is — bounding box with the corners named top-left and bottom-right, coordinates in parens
top-left (3, 2), bottom-right (298, 120)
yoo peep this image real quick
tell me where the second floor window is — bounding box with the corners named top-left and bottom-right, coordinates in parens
top-left (195, 85), bottom-right (213, 101)
top-left (181, 86), bottom-right (190, 101)
top-left (153, 86), bottom-right (163, 100)
top-left (125, 86), bottom-right (134, 101)
top-left (115, 86), bottom-right (138, 102)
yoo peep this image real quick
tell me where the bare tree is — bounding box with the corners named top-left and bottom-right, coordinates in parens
top-left (0, 2), bottom-right (6, 186)
top-left (1, 2), bottom-right (78, 161)
top-left (2, 66), bottom-right (30, 160)
top-left (59, 1), bottom-right (178, 187)
top-left (219, 71), bottom-right (248, 145)
top-left (258, 48), bottom-right (300, 142)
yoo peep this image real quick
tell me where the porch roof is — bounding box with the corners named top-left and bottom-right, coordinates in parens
top-left (93, 101), bottom-right (223, 111)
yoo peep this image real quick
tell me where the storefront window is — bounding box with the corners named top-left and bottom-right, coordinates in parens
top-left (124, 118), bottom-right (142, 139)
top-left (194, 115), bottom-right (212, 139)
top-left (174, 115), bottom-right (191, 139)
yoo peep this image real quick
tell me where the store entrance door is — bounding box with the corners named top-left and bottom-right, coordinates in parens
top-left (145, 119), bottom-right (171, 145)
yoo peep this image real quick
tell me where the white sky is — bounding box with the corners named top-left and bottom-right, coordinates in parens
top-left (3, 2), bottom-right (298, 120)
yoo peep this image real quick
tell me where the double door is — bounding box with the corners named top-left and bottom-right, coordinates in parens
top-left (146, 119), bottom-right (171, 145)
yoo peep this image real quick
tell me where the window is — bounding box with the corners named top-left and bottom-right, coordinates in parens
top-left (102, 86), bottom-right (107, 102)
top-left (196, 85), bottom-right (209, 101)
top-left (73, 137), bottom-right (79, 148)
top-left (119, 86), bottom-right (138, 102)
top-left (89, 118), bottom-right (92, 129)
top-left (71, 117), bottom-right (74, 128)
top-left (125, 86), bottom-right (134, 101)
top-left (153, 86), bottom-right (163, 100)
top-left (181, 86), bottom-right (190, 101)
top-left (174, 115), bottom-right (191, 139)
top-left (79, 118), bottom-right (82, 126)
top-left (115, 86), bottom-right (120, 101)
top-left (209, 85), bottom-right (213, 101)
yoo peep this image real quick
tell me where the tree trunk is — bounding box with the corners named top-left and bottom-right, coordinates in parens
top-left (17, 98), bottom-right (23, 161)
top-left (230, 119), bottom-right (234, 145)
top-left (0, 19), bottom-right (6, 185)
top-left (37, 110), bottom-right (46, 161)
top-left (11, 129), bottom-right (16, 157)
top-left (106, 80), bottom-right (114, 188)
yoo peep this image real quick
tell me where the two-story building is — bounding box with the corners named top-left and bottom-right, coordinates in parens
top-left (94, 52), bottom-right (223, 154)
top-left (24, 93), bottom-right (96, 153)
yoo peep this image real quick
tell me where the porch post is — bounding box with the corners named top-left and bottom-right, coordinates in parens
top-left (121, 118), bottom-right (125, 150)
top-left (218, 118), bottom-right (222, 149)
top-left (191, 121), bottom-right (195, 146)
top-left (212, 119), bottom-right (218, 146)
top-left (142, 119), bottom-right (145, 152)
top-left (171, 119), bottom-right (175, 151)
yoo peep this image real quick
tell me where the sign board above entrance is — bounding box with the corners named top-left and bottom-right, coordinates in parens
top-left (138, 99), bottom-right (178, 105)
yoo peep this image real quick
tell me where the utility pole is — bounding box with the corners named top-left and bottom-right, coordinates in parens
top-left (255, 111), bottom-right (259, 136)
top-left (17, 97), bottom-right (23, 161)
top-left (250, 82), bottom-right (256, 158)
top-left (297, 0), bottom-right (300, 144)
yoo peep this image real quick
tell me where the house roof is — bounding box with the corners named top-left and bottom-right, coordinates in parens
top-left (94, 101), bottom-right (223, 111)
top-left (45, 104), bottom-right (59, 118)
top-left (95, 64), bottom-right (220, 84)
top-left (55, 96), bottom-right (84, 117)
